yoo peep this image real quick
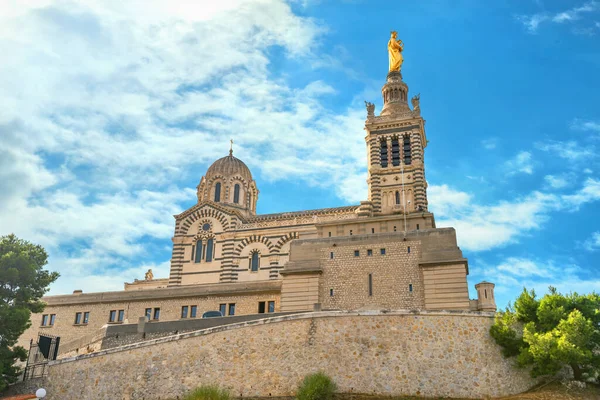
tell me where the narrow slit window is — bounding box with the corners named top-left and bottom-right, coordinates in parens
top-left (403, 136), bottom-right (412, 165)
top-left (330, 288), bottom-right (334, 297)
top-left (205, 238), bottom-right (214, 262)
top-left (395, 191), bottom-right (401, 205)
top-left (416, 224), bottom-right (420, 230)
top-left (485, 289), bottom-right (488, 299)
top-left (368, 273), bottom-right (373, 296)
top-left (391, 137), bottom-right (400, 166)
top-left (380, 140), bottom-right (388, 167)
top-left (233, 184), bottom-right (240, 204)
top-left (409, 284), bottom-right (413, 292)
top-left (408, 246), bottom-right (411, 253)
top-left (328, 232), bottom-right (332, 237)
top-left (191, 244), bottom-right (195, 261)
top-left (214, 182), bottom-right (221, 202)
top-left (371, 228), bottom-right (375, 234)
top-left (330, 252), bottom-right (334, 259)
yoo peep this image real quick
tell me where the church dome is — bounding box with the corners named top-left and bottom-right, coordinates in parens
top-left (205, 152), bottom-right (253, 182)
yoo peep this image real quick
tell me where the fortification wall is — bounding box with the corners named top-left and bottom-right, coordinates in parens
top-left (42, 311), bottom-right (534, 400)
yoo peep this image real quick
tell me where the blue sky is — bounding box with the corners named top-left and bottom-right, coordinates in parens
top-left (0, 0), bottom-right (599, 308)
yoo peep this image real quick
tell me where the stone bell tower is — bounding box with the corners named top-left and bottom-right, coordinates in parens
top-left (364, 66), bottom-right (430, 220)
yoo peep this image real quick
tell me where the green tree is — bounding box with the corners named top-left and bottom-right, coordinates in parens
top-left (490, 287), bottom-right (600, 382)
top-left (0, 234), bottom-right (59, 392)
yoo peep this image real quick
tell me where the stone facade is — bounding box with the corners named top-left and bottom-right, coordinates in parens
top-left (17, 56), bottom-right (498, 364)
top-left (38, 312), bottom-right (534, 400)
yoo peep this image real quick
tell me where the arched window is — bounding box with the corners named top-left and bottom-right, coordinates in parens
top-left (233, 184), bottom-right (240, 204)
top-left (205, 238), bottom-right (214, 262)
top-left (395, 191), bottom-right (400, 205)
top-left (194, 240), bottom-right (203, 263)
top-left (250, 251), bottom-right (260, 272)
top-left (380, 140), bottom-right (388, 167)
top-left (214, 183), bottom-right (221, 202)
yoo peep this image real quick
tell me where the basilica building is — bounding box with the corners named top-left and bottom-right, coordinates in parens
top-left (18, 59), bottom-right (496, 352)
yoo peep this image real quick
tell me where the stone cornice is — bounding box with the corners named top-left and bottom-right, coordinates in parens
top-left (43, 280), bottom-right (282, 306)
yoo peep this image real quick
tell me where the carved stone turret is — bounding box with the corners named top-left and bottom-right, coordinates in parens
top-left (380, 71), bottom-right (410, 116)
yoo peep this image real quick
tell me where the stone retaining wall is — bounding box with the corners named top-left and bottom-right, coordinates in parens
top-left (42, 311), bottom-right (534, 400)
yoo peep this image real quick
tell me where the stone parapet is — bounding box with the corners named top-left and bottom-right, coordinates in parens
top-left (43, 311), bottom-right (535, 399)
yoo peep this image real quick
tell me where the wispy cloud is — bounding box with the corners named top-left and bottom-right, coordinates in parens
top-left (481, 138), bottom-right (498, 150)
top-left (570, 118), bottom-right (600, 134)
top-left (0, 0), bottom-right (369, 294)
top-left (516, 1), bottom-right (600, 33)
top-left (536, 140), bottom-right (595, 161)
top-left (544, 174), bottom-right (569, 189)
top-left (582, 231), bottom-right (600, 251)
top-left (505, 151), bottom-right (534, 175)
top-left (477, 256), bottom-right (599, 307)
top-left (430, 178), bottom-right (600, 252)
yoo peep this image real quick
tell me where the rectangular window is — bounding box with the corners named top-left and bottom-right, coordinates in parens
top-left (109, 310), bottom-right (116, 322)
top-left (409, 284), bottom-right (413, 292)
top-left (228, 303), bottom-right (236, 316)
top-left (368, 274), bottom-right (373, 296)
top-left (330, 288), bottom-right (334, 297)
top-left (190, 306), bottom-right (197, 318)
top-left (268, 301), bottom-right (275, 313)
top-left (194, 241), bottom-right (203, 263)
top-left (330, 252), bottom-right (334, 259)
top-left (153, 308), bottom-right (161, 320)
top-left (191, 245), bottom-right (195, 261)
top-left (41, 314), bottom-right (48, 326)
top-left (328, 232), bottom-right (331, 237)
top-left (49, 314), bottom-right (56, 326)
top-left (416, 224), bottom-right (420, 230)
top-left (219, 303), bottom-right (226, 316)
top-left (74, 312), bottom-right (82, 325)
top-left (181, 306), bottom-right (189, 319)
top-left (367, 249), bottom-right (373, 256)
top-left (258, 301), bottom-right (266, 314)
top-left (145, 308), bottom-right (152, 319)
top-left (408, 246), bottom-right (411, 254)
top-left (380, 140), bottom-right (388, 168)
top-left (391, 137), bottom-right (400, 166)
top-left (403, 135), bottom-right (412, 165)
top-left (380, 248), bottom-right (386, 255)
top-left (371, 228), bottom-right (375, 234)
top-left (354, 250), bottom-right (360, 257)
top-left (118, 310), bottom-right (124, 322)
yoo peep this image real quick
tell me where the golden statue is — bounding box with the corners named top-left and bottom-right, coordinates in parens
top-left (388, 31), bottom-right (404, 72)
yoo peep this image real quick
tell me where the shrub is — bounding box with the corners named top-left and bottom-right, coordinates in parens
top-left (183, 385), bottom-right (231, 400)
top-left (296, 372), bottom-right (337, 400)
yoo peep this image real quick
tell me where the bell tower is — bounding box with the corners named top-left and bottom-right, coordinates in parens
top-left (364, 36), bottom-right (431, 224)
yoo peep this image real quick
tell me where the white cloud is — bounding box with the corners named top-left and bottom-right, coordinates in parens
top-left (481, 138), bottom-right (498, 150)
top-left (536, 140), bottom-right (595, 161)
top-left (561, 178), bottom-right (600, 209)
top-left (429, 185), bottom-right (558, 252)
top-left (505, 151), bottom-right (534, 175)
top-left (0, 0), bottom-right (373, 294)
top-left (582, 231), bottom-right (600, 251)
top-left (478, 257), bottom-right (600, 307)
top-left (517, 1), bottom-right (600, 32)
top-left (552, 1), bottom-right (599, 23)
top-left (570, 118), bottom-right (600, 134)
top-left (430, 177), bottom-right (600, 252)
top-left (544, 174), bottom-right (569, 189)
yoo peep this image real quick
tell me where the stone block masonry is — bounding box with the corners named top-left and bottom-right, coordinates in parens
top-left (42, 311), bottom-right (534, 400)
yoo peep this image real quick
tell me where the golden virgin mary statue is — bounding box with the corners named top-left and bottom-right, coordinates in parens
top-left (388, 31), bottom-right (404, 72)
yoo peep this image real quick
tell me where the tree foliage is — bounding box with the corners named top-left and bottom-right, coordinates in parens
top-left (490, 287), bottom-right (600, 382)
top-left (0, 234), bottom-right (59, 392)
